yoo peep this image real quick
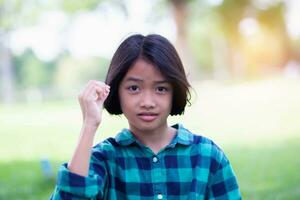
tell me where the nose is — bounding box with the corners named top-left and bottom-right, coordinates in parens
top-left (139, 90), bottom-right (156, 109)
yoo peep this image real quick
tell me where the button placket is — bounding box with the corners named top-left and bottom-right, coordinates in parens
top-left (152, 155), bottom-right (164, 199)
top-left (152, 156), bottom-right (158, 163)
top-left (157, 193), bottom-right (163, 199)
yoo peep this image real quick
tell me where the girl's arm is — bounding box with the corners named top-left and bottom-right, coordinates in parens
top-left (67, 80), bottom-right (110, 177)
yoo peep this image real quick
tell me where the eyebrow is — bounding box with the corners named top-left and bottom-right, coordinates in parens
top-left (124, 77), bottom-right (169, 84)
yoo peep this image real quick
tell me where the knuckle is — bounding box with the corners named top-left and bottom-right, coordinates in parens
top-left (87, 80), bottom-right (96, 86)
top-left (96, 81), bottom-right (104, 85)
top-left (82, 95), bottom-right (90, 101)
top-left (91, 80), bottom-right (98, 84)
top-left (79, 94), bottom-right (88, 101)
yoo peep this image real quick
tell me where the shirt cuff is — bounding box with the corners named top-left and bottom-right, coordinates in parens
top-left (56, 163), bottom-right (102, 198)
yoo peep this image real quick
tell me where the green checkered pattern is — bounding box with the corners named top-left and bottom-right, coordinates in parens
top-left (50, 124), bottom-right (241, 200)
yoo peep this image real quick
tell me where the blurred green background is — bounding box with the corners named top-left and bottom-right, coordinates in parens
top-left (1, 0), bottom-right (300, 199)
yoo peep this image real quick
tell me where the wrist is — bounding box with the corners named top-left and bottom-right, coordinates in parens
top-left (83, 119), bottom-right (100, 129)
top-left (81, 122), bottom-right (99, 136)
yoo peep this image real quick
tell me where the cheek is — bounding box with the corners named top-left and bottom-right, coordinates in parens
top-left (162, 94), bottom-right (173, 112)
top-left (118, 89), bottom-right (125, 111)
top-left (119, 91), bottom-right (135, 111)
top-left (169, 97), bottom-right (173, 111)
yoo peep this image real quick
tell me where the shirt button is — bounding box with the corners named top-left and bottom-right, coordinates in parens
top-left (152, 156), bottom-right (158, 163)
top-left (157, 194), bottom-right (163, 199)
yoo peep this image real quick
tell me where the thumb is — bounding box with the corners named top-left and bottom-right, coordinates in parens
top-left (95, 86), bottom-right (110, 106)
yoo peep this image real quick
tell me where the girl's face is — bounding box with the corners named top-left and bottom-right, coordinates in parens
top-left (118, 59), bottom-right (173, 134)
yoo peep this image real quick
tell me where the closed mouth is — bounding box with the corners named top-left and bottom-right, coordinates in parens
top-left (137, 113), bottom-right (158, 122)
top-left (138, 112), bottom-right (158, 116)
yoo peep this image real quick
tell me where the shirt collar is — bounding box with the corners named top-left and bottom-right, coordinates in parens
top-left (115, 128), bottom-right (136, 146)
top-left (172, 123), bottom-right (194, 145)
top-left (115, 123), bottom-right (193, 146)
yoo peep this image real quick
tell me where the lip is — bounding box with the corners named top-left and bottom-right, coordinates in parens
top-left (137, 112), bottom-right (158, 122)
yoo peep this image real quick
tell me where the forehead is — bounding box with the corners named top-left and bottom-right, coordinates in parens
top-left (123, 59), bottom-right (167, 81)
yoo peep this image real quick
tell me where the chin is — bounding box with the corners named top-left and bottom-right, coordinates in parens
top-left (137, 122), bottom-right (166, 132)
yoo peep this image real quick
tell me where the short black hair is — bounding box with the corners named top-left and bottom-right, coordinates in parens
top-left (104, 34), bottom-right (190, 115)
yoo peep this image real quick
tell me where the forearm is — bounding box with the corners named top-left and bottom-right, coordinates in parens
top-left (67, 124), bottom-right (98, 177)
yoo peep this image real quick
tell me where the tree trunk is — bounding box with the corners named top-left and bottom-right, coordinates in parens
top-left (211, 36), bottom-right (230, 80)
top-left (169, 0), bottom-right (199, 81)
top-left (0, 32), bottom-right (15, 103)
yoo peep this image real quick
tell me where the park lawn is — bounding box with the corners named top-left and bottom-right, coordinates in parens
top-left (1, 77), bottom-right (300, 199)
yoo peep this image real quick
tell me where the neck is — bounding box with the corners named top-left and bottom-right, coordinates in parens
top-left (129, 124), bottom-right (176, 154)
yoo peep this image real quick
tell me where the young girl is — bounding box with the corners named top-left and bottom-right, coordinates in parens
top-left (50, 34), bottom-right (241, 199)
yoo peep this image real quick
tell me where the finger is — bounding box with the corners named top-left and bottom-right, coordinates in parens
top-left (88, 81), bottom-right (109, 94)
top-left (83, 80), bottom-right (104, 97)
top-left (94, 81), bottom-right (106, 87)
top-left (92, 80), bottom-right (110, 88)
top-left (83, 85), bottom-right (95, 100)
top-left (94, 85), bottom-right (110, 101)
top-left (80, 81), bottom-right (109, 102)
top-left (86, 80), bottom-right (106, 89)
top-left (78, 81), bottom-right (106, 119)
top-left (79, 81), bottom-right (95, 98)
top-left (84, 85), bottom-right (105, 102)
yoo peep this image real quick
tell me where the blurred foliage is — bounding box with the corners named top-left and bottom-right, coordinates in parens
top-left (0, 0), bottom-right (48, 30)
top-left (184, 0), bottom-right (300, 78)
top-left (214, 0), bottom-right (249, 42)
top-left (12, 49), bottom-right (110, 100)
top-left (53, 53), bottom-right (109, 97)
top-left (1, 0), bottom-right (300, 102)
top-left (14, 49), bottom-right (55, 89)
top-left (60, 0), bottom-right (127, 16)
top-left (0, 0), bottom-right (114, 102)
top-left (60, 0), bottom-right (101, 13)
top-left (0, 0), bottom-right (126, 30)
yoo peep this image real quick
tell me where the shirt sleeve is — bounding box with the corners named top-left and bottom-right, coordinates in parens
top-left (50, 150), bottom-right (108, 200)
top-left (207, 147), bottom-right (242, 200)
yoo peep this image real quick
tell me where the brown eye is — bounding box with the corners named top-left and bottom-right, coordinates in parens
top-left (128, 85), bottom-right (139, 93)
top-left (156, 86), bottom-right (168, 93)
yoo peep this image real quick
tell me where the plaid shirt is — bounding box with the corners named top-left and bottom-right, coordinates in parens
top-left (50, 124), bottom-right (241, 200)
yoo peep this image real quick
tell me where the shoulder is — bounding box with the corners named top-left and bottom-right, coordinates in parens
top-left (94, 137), bottom-right (120, 150)
top-left (90, 137), bottom-right (120, 161)
top-left (179, 124), bottom-right (228, 166)
top-left (178, 124), bottom-right (219, 148)
top-left (90, 127), bottom-right (137, 161)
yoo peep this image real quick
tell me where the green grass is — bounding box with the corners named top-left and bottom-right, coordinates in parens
top-left (0, 160), bottom-right (57, 200)
top-left (1, 77), bottom-right (300, 199)
top-left (228, 140), bottom-right (300, 199)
